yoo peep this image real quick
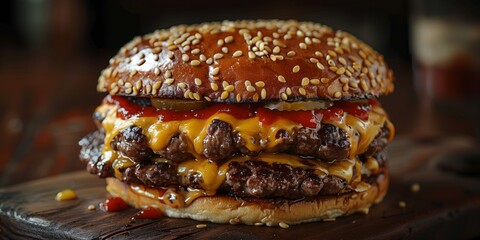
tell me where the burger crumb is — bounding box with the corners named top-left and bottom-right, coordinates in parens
top-left (229, 218), bottom-right (240, 225)
top-left (87, 204), bottom-right (96, 211)
top-left (398, 201), bottom-right (407, 208)
top-left (323, 218), bottom-right (336, 222)
top-left (410, 183), bottom-right (421, 193)
top-left (279, 222), bottom-right (289, 228)
top-left (254, 222), bottom-right (264, 226)
top-left (55, 189), bottom-right (77, 201)
top-left (196, 224), bottom-right (207, 229)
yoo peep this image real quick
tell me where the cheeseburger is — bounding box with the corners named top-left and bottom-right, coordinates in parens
top-left (79, 20), bottom-right (395, 226)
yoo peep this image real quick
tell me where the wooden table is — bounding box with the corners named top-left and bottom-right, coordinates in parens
top-left (1, 136), bottom-right (479, 239)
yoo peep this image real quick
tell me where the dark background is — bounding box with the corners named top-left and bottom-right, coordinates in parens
top-left (0, 0), bottom-right (477, 187)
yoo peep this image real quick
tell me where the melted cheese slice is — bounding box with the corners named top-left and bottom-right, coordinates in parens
top-left (96, 102), bottom-right (394, 206)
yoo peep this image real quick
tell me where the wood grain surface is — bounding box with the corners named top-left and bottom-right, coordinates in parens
top-left (1, 137), bottom-right (480, 240)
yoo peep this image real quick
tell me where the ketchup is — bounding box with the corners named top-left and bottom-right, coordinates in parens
top-left (104, 96), bottom-right (372, 128)
top-left (133, 207), bottom-right (163, 219)
top-left (100, 197), bottom-right (127, 212)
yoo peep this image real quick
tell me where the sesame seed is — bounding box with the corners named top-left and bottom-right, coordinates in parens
top-left (213, 53), bottom-right (224, 60)
top-left (206, 58), bottom-right (213, 65)
top-left (135, 80), bottom-right (142, 90)
top-left (317, 62), bottom-right (325, 70)
top-left (196, 224), bottom-right (207, 229)
top-left (270, 55), bottom-right (277, 61)
top-left (398, 201), bottom-right (406, 208)
top-left (336, 67), bottom-right (346, 75)
top-left (182, 54), bottom-right (189, 62)
top-left (279, 222), bottom-right (289, 229)
top-left (255, 81), bottom-right (265, 88)
top-left (276, 55), bottom-right (284, 60)
top-left (255, 222), bottom-right (264, 226)
top-left (232, 50), bottom-right (243, 58)
top-left (210, 83), bottom-right (218, 91)
top-left (309, 58), bottom-right (319, 63)
top-left (299, 42), bottom-right (307, 49)
top-left (225, 85), bottom-right (234, 92)
top-left (299, 87), bottom-right (307, 95)
top-left (287, 51), bottom-right (296, 57)
top-left (273, 39), bottom-right (286, 47)
top-left (137, 59), bottom-right (146, 66)
top-left (167, 52), bottom-right (174, 59)
top-left (315, 51), bottom-right (323, 57)
top-left (164, 70), bottom-right (172, 78)
top-left (277, 75), bottom-right (286, 83)
top-left (246, 85), bottom-right (256, 92)
top-left (177, 82), bottom-right (186, 89)
top-left (328, 50), bottom-right (337, 58)
top-left (281, 92), bottom-right (288, 100)
top-left (248, 51), bottom-right (256, 59)
top-left (349, 81), bottom-right (358, 88)
top-left (301, 77), bottom-right (310, 86)
top-left (359, 50), bottom-right (367, 59)
top-left (320, 78), bottom-right (329, 84)
top-left (87, 204), bottom-right (96, 211)
top-left (193, 92), bottom-right (201, 100)
top-left (253, 93), bottom-right (259, 102)
top-left (296, 30), bottom-right (304, 37)
top-left (334, 91), bottom-right (342, 98)
top-left (217, 39), bottom-right (224, 46)
top-left (339, 57), bottom-right (347, 66)
top-left (345, 70), bottom-right (353, 77)
top-left (200, 54), bottom-right (206, 62)
top-left (310, 79), bottom-right (320, 85)
top-left (164, 78), bottom-right (174, 85)
top-left (236, 93), bottom-right (242, 102)
top-left (130, 69), bottom-right (137, 77)
top-left (204, 96), bottom-right (212, 101)
top-left (221, 91), bottom-right (229, 100)
top-left (410, 183), bottom-right (421, 192)
top-left (154, 68), bottom-right (160, 76)
top-left (221, 46), bottom-right (229, 53)
top-left (273, 46), bottom-right (280, 54)
top-left (152, 47), bottom-right (162, 54)
top-left (340, 77), bottom-right (349, 84)
top-left (328, 59), bottom-right (336, 66)
top-left (225, 36), bottom-right (234, 43)
top-left (211, 67), bottom-right (220, 76)
top-left (244, 80), bottom-right (251, 87)
top-left (192, 39), bottom-right (200, 45)
top-left (305, 37), bottom-right (312, 45)
top-left (286, 87), bottom-right (292, 95)
top-left (360, 80), bottom-right (369, 91)
top-left (191, 48), bottom-right (200, 55)
top-left (329, 67), bottom-right (338, 72)
top-left (292, 65), bottom-right (300, 73)
top-left (167, 45), bottom-right (178, 51)
top-left (145, 84), bottom-right (152, 94)
top-left (153, 81), bottom-right (162, 91)
top-left (195, 33), bottom-right (202, 39)
top-left (190, 60), bottom-right (201, 66)
top-left (153, 54), bottom-right (159, 61)
top-left (261, 88), bottom-right (267, 99)
top-left (343, 84), bottom-right (349, 92)
top-left (194, 78), bottom-right (202, 86)
top-left (222, 81), bottom-right (229, 88)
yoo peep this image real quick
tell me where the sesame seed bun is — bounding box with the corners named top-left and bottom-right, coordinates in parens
top-left (97, 20), bottom-right (394, 102)
top-left (105, 170), bottom-right (389, 227)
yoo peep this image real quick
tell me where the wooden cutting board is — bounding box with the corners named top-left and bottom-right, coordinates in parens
top-left (1, 137), bottom-right (480, 240)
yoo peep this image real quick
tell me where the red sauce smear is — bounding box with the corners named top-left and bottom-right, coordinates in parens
top-left (133, 207), bottom-right (163, 219)
top-left (100, 197), bottom-right (127, 212)
top-left (104, 96), bottom-right (373, 128)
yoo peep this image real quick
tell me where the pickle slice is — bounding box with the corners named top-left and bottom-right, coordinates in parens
top-left (263, 100), bottom-right (333, 111)
top-left (151, 98), bottom-right (210, 111)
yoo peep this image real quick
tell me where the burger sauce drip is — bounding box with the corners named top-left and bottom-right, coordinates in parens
top-left (100, 197), bottom-right (127, 212)
top-left (104, 95), bottom-right (371, 128)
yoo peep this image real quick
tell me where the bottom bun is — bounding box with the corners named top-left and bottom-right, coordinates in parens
top-left (106, 170), bottom-right (389, 226)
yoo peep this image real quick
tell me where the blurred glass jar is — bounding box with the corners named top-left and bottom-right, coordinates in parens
top-left (410, 0), bottom-right (480, 138)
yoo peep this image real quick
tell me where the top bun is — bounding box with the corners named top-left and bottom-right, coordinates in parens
top-left (97, 20), bottom-right (394, 102)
